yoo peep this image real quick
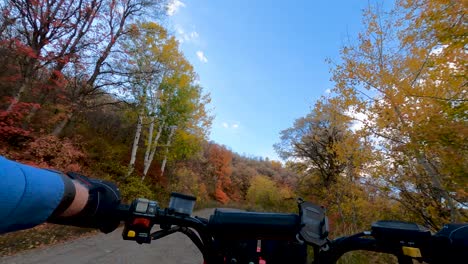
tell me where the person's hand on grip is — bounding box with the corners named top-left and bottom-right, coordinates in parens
top-left (48, 172), bottom-right (121, 234)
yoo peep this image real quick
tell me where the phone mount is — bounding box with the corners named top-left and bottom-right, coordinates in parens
top-left (298, 199), bottom-right (329, 247)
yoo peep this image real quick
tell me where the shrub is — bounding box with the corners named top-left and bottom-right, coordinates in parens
top-left (0, 101), bottom-right (38, 146)
top-left (246, 175), bottom-right (296, 212)
top-left (215, 186), bottom-right (230, 204)
top-left (119, 176), bottom-right (156, 202)
top-left (25, 135), bottom-right (84, 171)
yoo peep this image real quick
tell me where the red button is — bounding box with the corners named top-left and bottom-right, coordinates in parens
top-left (132, 218), bottom-right (151, 228)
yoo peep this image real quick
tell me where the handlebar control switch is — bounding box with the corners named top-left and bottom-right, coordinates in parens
top-left (168, 192), bottom-right (196, 216)
top-left (122, 198), bottom-right (159, 244)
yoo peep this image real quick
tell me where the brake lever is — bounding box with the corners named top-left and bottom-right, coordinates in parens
top-left (150, 226), bottom-right (208, 260)
top-left (151, 226), bottom-right (181, 240)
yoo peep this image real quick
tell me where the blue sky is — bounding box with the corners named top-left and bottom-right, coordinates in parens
top-left (167, 0), bottom-right (369, 160)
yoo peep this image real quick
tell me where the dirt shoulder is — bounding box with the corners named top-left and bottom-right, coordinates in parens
top-left (0, 224), bottom-right (97, 256)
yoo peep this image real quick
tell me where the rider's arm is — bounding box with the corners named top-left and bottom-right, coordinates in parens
top-left (0, 156), bottom-right (90, 234)
top-left (0, 156), bottom-right (121, 234)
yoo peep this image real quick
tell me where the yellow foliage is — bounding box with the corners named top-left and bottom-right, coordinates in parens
top-left (246, 175), bottom-right (296, 212)
top-left (329, 0), bottom-right (467, 229)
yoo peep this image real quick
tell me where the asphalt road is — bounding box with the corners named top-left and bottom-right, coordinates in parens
top-left (0, 209), bottom-right (214, 264)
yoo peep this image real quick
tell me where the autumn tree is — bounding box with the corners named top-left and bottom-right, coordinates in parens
top-left (231, 156), bottom-right (258, 198)
top-left (123, 22), bottom-right (180, 177)
top-left (206, 144), bottom-right (233, 203)
top-left (122, 22), bottom-right (211, 180)
top-left (276, 99), bottom-right (376, 232)
top-left (49, 0), bottom-right (168, 136)
top-left (0, 0), bottom-right (167, 138)
top-left (155, 80), bottom-right (212, 178)
top-left (275, 100), bottom-right (369, 189)
top-left (329, 0), bottom-right (467, 229)
top-left (1, 0), bottom-right (101, 113)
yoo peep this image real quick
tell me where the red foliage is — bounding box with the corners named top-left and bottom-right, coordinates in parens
top-left (12, 38), bottom-right (39, 59)
top-left (0, 100), bottom-right (39, 144)
top-left (25, 135), bottom-right (85, 171)
top-left (207, 144), bottom-right (233, 200)
top-left (0, 73), bottom-right (22, 82)
top-left (208, 145), bottom-right (232, 182)
top-left (50, 70), bottom-right (68, 88)
top-left (215, 183), bottom-right (230, 204)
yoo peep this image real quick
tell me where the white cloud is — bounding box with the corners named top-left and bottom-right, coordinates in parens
top-left (350, 112), bottom-right (367, 131)
top-left (183, 31), bottom-right (198, 42)
top-left (190, 31), bottom-right (199, 39)
top-left (430, 44), bottom-right (447, 56)
top-left (175, 25), bottom-right (199, 44)
top-left (176, 27), bottom-right (184, 35)
top-left (222, 121), bottom-right (240, 129)
top-left (345, 106), bottom-right (368, 131)
top-left (167, 0), bottom-right (185, 16)
top-left (325, 89), bottom-right (331, 94)
top-left (196, 51), bottom-right (208, 63)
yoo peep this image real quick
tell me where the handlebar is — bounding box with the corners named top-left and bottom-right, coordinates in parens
top-left (113, 196), bottom-right (467, 264)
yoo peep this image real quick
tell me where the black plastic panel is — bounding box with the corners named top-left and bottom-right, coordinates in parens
top-left (208, 209), bottom-right (300, 240)
top-left (371, 220), bottom-right (431, 242)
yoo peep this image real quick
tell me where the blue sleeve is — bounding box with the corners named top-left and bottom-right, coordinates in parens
top-left (0, 156), bottom-right (64, 234)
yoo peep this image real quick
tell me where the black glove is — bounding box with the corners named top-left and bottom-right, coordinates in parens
top-left (48, 172), bottom-right (121, 234)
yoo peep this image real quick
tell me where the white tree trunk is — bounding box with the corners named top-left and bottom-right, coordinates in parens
top-left (6, 82), bottom-right (27, 113)
top-left (143, 116), bottom-right (155, 166)
top-left (127, 109), bottom-right (144, 177)
top-left (52, 112), bottom-right (74, 136)
top-left (142, 121), bottom-right (165, 180)
top-left (160, 156), bottom-right (168, 178)
top-left (160, 126), bottom-right (176, 179)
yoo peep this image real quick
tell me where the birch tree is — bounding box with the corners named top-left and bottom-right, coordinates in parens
top-left (124, 22), bottom-right (170, 176)
top-left (137, 72), bottom-right (212, 180)
top-left (123, 22), bottom-right (203, 179)
top-left (140, 37), bottom-right (195, 179)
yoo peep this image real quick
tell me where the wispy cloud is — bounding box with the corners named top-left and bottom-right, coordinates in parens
top-left (222, 121), bottom-right (240, 129)
top-left (167, 0), bottom-right (185, 16)
top-left (196, 51), bottom-right (208, 63)
top-left (325, 89), bottom-right (331, 94)
top-left (176, 26), bottom-right (199, 43)
top-left (190, 31), bottom-right (199, 39)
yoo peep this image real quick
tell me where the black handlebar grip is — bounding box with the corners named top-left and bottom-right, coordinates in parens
top-left (114, 204), bottom-right (131, 221)
top-left (208, 209), bottom-right (300, 240)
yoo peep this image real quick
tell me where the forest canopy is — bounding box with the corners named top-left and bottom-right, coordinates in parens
top-left (276, 0), bottom-right (467, 232)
